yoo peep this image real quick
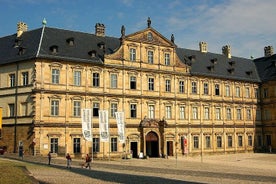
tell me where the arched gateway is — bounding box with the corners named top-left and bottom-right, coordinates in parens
top-left (139, 117), bottom-right (168, 158)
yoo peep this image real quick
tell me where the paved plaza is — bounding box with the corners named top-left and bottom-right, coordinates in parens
top-left (1, 153), bottom-right (276, 183)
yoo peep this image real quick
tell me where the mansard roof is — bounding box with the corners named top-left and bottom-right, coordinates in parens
top-left (253, 54), bottom-right (276, 82)
top-left (0, 25), bottom-right (260, 83)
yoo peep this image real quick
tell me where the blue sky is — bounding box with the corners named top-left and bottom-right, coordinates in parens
top-left (1, 0), bottom-right (275, 59)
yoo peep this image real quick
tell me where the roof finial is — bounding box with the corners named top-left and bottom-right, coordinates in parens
top-left (42, 18), bottom-right (47, 26)
top-left (147, 17), bottom-right (151, 28)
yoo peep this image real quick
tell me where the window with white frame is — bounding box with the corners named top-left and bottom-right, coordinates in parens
top-left (203, 83), bottom-right (208, 95)
top-left (93, 73), bottom-right (100, 87)
top-left (204, 107), bottom-right (209, 120)
top-left (179, 106), bottom-right (185, 119)
top-left (130, 48), bottom-right (136, 61)
top-left (246, 109), bottom-right (251, 120)
top-left (226, 108), bottom-right (232, 120)
top-left (191, 81), bottom-right (197, 94)
top-left (9, 73), bottom-right (16, 87)
top-left (236, 108), bottom-right (242, 120)
top-left (215, 108), bottom-right (221, 120)
top-left (179, 81), bottom-right (184, 93)
top-left (93, 102), bottom-right (99, 117)
top-left (228, 135), bottom-right (233, 147)
top-left (225, 85), bottom-right (230, 97)
top-left (193, 136), bottom-right (199, 149)
top-left (130, 76), bottom-right (136, 89)
top-left (52, 69), bottom-right (60, 84)
top-left (236, 86), bottom-right (240, 97)
top-left (164, 53), bottom-right (170, 65)
top-left (238, 135), bottom-right (243, 147)
top-left (148, 105), bottom-right (155, 118)
top-left (148, 50), bottom-right (154, 64)
top-left (217, 136), bottom-right (222, 148)
top-left (165, 79), bottom-right (171, 92)
top-left (148, 77), bottom-right (154, 91)
top-left (205, 136), bottom-right (211, 148)
top-left (74, 71), bottom-right (81, 86)
top-left (93, 138), bottom-right (100, 152)
top-left (111, 137), bottom-right (118, 152)
top-left (22, 72), bottom-right (28, 86)
top-left (245, 87), bottom-right (250, 98)
top-left (73, 101), bottom-right (81, 117)
top-left (110, 74), bottom-right (118, 88)
top-left (215, 84), bottom-right (220, 96)
top-left (50, 138), bottom-right (58, 153)
top-left (73, 138), bottom-right (81, 153)
top-left (130, 104), bottom-right (137, 118)
top-left (192, 107), bottom-right (198, 119)
top-left (165, 106), bottom-right (172, 119)
top-left (110, 103), bottom-right (117, 118)
top-left (51, 100), bottom-right (59, 116)
top-left (248, 135), bottom-right (253, 146)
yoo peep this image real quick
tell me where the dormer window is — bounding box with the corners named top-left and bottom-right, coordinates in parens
top-left (147, 32), bottom-right (153, 41)
top-left (88, 50), bottom-right (97, 58)
top-left (66, 38), bottom-right (74, 46)
top-left (210, 58), bottom-right (217, 64)
top-left (207, 65), bottom-right (214, 71)
top-left (228, 68), bottom-right (234, 74)
top-left (50, 45), bottom-right (58, 54)
top-left (229, 61), bottom-right (235, 66)
top-left (14, 38), bottom-right (22, 48)
top-left (246, 71), bottom-right (253, 76)
top-left (98, 42), bottom-right (105, 49)
top-left (188, 55), bottom-right (196, 61)
top-left (18, 47), bottom-right (26, 55)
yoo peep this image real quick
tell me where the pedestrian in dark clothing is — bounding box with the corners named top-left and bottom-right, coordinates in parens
top-left (47, 151), bottom-right (51, 165)
top-left (85, 154), bottom-right (91, 169)
top-left (66, 153), bottom-right (72, 169)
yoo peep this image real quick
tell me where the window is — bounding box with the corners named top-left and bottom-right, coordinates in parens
top-left (191, 81), bottom-right (197, 94)
top-left (203, 83), bottom-right (208, 95)
top-left (238, 135), bottom-right (243, 147)
top-left (130, 48), bottom-right (136, 61)
top-left (93, 103), bottom-right (99, 117)
top-left (228, 136), bottom-right (233, 147)
top-left (74, 71), bottom-right (81, 86)
top-left (93, 138), bottom-right (100, 152)
top-left (148, 51), bottom-right (154, 64)
top-left (22, 72), bottom-right (28, 86)
top-left (215, 108), bottom-right (221, 120)
top-left (73, 138), bottom-right (81, 153)
top-left (165, 106), bottom-right (172, 119)
top-left (148, 78), bottom-right (154, 91)
top-left (193, 136), bottom-right (199, 149)
top-left (164, 53), bottom-right (170, 65)
top-left (179, 106), bottom-right (185, 120)
top-left (204, 107), bottom-right (209, 120)
top-left (111, 137), bottom-right (118, 152)
top-left (50, 138), bottom-right (58, 153)
top-left (263, 88), bottom-right (268, 98)
top-left (225, 85), bottom-right (230, 97)
top-left (93, 73), bottom-right (100, 87)
top-left (179, 81), bottom-right (184, 93)
top-left (257, 135), bottom-right (262, 147)
top-left (9, 104), bottom-right (15, 117)
top-left (52, 69), bottom-right (60, 84)
top-left (246, 109), bottom-right (251, 120)
top-left (205, 136), bottom-right (211, 148)
top-left (9, 73), bottom-right (16, 87)
top-left (236, 109), bottom-right (242, 120)
top-left (51, 100), bottom-right (59, 116)
top-left (130, 104), bottom-right (137, 118)
top-left (236, 86), bottom-right (240, 97)
top-left (110, 103), bottom-right (117, 118)
top-left (165, 79), bottom-right (171, 92)
top-left (110, 74), bottom-right (117, 88)
top-left (245, 87), bottom-right (250, 98)
top-left (192, 107), bottom-right (198, 119)
top-left (248, 135), bottom-right (253, 146)
top-left (255, 88), bottom-right (259, 99)
top-left (130, 76), bottom-right (136, 89)
top-left (73, 101), bottom-right (81, 117)
top-left (217, 136), bottom-right (222, 148)
top-left (226, 108), bottom-right (232, 120)
top-left (148, 105), bottom-right (155, 118)
top-left (256, 109), bottom-right (261, 121)
top-left (215, 84), bottom-right (220, 96)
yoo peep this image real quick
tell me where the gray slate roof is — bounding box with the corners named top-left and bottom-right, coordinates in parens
top-left (253, 54), bottom-right (276, 82)
top-left (0, 26), bottom-right (260, 83)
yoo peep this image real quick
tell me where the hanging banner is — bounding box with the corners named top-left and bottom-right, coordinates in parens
top-left (115, 112), bottom-right (125, 143)
top-left (81, 109), bottom-right (92, 142)
top-left (99, 110), bottom-right (109, 142)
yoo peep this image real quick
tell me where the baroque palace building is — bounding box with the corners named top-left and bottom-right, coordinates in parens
top-left (0, 18), bottom-right (274, 158)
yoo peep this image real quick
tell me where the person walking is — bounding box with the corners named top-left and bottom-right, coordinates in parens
top-left (85, 154), bottom-right (91, 169)
top-left (47, 151), bottom-right (51, 165)
top-left (66, 153), bottom-right (72, 169)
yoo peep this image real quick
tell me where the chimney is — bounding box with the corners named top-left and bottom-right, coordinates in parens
top-left (199, 41), bottom-right (207, 53)
top-left (95, 23), bottom-right (105, 37)
top-left (264, 46), bottom-right (273, 57)
top-left (17, 22), bottom-right (28, 37)
top-left (222, 45), bottom-right (231, 58)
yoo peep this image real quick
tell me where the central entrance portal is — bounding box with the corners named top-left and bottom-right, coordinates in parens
top-left (146, 131), bottom-right (159, 157)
